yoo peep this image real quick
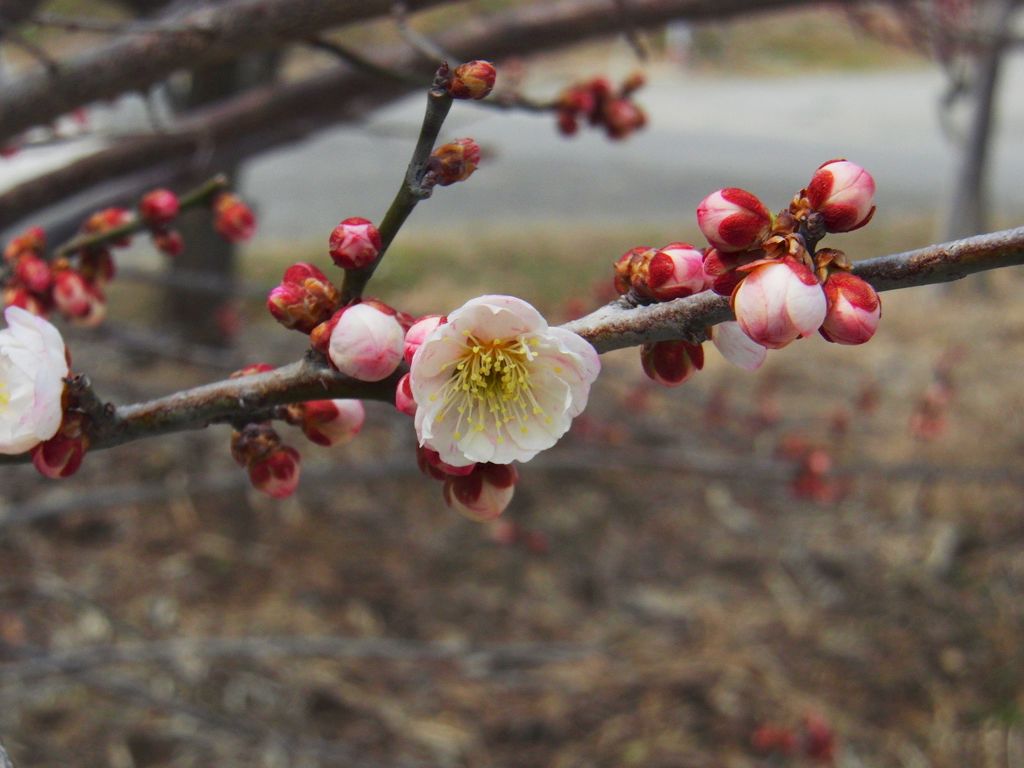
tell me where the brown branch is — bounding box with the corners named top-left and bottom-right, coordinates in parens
top-left (1, 226), bottom-right (1022, 467)
top-left (0, 0), bottom-right (845, 230)
top-left (0, 0), bottom-right (461, 146)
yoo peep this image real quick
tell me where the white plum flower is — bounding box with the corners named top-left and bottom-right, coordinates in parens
top-left (0, 306), bottom-right (69, 454)
top-left (410, 295), bottom-right (600, 467)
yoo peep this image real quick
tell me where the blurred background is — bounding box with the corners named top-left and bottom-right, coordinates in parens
top-left (1, 1), bottom-right (1023, 765)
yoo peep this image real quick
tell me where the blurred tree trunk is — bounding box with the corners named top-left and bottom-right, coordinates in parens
top-left (162, 54), bottom-right (279, 346)
top-left (944, 0), bottom-right (1020, 241)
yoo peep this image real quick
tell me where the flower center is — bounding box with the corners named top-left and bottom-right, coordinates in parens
top-left (433, 333), bottom-right (549, 443)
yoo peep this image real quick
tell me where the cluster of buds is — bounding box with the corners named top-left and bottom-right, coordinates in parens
top-left (227, 364), bottom-right (369, 498)
top-left (698, 159), bottom-right (880, 350)
top-left (556, 72), bottom-right (646, 140)
top-left (445, 60), bottom-right (497, 100)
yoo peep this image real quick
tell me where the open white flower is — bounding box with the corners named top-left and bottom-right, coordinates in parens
top-left (410, 295), bottom-right (600, 467)
top-left (0, 306), bottom-right (69, 454)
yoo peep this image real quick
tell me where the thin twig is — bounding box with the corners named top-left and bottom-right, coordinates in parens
top-left (340, 63), bottom-right (454, 303)
top-left (614, 0), bottom-right (650, 61)
top-left (391, 1), bottom-right (454, 64)
top-left (52, 174), bottom-right (228, 259)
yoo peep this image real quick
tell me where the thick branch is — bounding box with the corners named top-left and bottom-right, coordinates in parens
top-left (0, 0), bottom-right (457, 146)
top-left (2, 226), bottom-right (1021, 467)
top-left (0, 0), bottom-right (843, 230)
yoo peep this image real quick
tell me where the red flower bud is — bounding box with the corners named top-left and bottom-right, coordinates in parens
top-left (77, 249), bottom-right (116, 285)
top-left (248, 445), bottom-right (301, 499)
top-left (602, 98), bottom-right (646, 140)
top-left (416, 445), bottom-right (476, 481)
top-left (448, 60), bottom-right (497, 100)
top-left (819, 271), bottom-right (880, 345)
top-left (52, 270), bottom-right (92, 318)
top-left (286, 399), bottom-right (365, 447)
top-left (428, 138), bottom-right (481, 186)
top-left (442, 462), bottom-right (518, 521)
top-left (139, 188), bottom-right (180, 227)
top-left (4, 226), bottom-right (45, 263)
top-left (328, 217), bottom-right (381, 270)
top-left (806, 159), bottom-right (875, 233)
top-left (640, 340), bottom-right (704, 387)
top-left (3, 286), bottom-right (47, 315)
top-left (152, 228), bottom-right (184, 258)
top-left (230, 362), bottom-right (274, 378)
top-left (646, 242), bottom-right (707, 301)
top-left (395, 372), bottom-right (417, 416)
top-left (14, 254), bottom-right (52, 294)
top-left (32, 413), bottom-right (89, 479)
top-left (213, 193), bottom-right (256, 243)
top-left (83, 208), bottom-right (132, 247)
top-left (696, 188), bottom-right (772, 253)
top-left (267, 262), bottom-right (340, 334)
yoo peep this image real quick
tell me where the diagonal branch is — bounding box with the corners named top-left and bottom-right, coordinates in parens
top-left (2, 226), bottom-right (1022, 467)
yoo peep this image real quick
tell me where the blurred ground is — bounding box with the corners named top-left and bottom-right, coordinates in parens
top-left (2, 6), bottom-right (1024, 768)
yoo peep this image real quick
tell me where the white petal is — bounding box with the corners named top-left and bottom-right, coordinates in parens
top-left (711, 321), bottom-right (767, 371)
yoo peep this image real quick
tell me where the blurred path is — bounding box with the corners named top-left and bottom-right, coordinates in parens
top-left (244, 57), bottom-right (1024, 243)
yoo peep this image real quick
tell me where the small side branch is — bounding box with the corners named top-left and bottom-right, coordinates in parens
top-left (339, 64), bottom-right (454, 303)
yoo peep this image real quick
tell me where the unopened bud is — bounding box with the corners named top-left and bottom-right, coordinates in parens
top-left (732, 258), bottom-right (827, 349)
top-left (328, 217), bottom-right (381, 270)
top-left (248, 445), bottom-right (302, 499)
top-left (326, 302), bottom-right (405, 382)
top-left (603, 98), bottom-right (646, 140)
top-left (267, 262), bottom-right (340, 333)
top-left (645, 242), bottom-right (707, 301)
top-left (14, 254), bottom-right (52, 294)
top-left (710, 320), bottom-right (767, 371)
top-left (613, 246), bottom-right (650, 295)
top-left (448, 60), bottom-right (497, 100)
top-left (395, 372), bottom-right (417, 416)
top-left (32, 413), bottom-right (89, 479)
top-left (417, 445), bottom-right (476, 481)
top-left (52, 270), bottom-right (92, 318)
top-left (152, 228), bottom-right (185, 257)
top-left (442, 462), bottom-right (518, 521)
top-left (3, 286), bottom-right (46, 315)
top-left (640, 340), bottom-right (704, 386)
top-left (696, 188), bottom-right (772, 253)
top-left (78, 249), bottom-right (116, 285)
top-left (139, 188), bottom-right (180, 227)
top-left (3, 226), bottom-right (45, 263)
top-left (819, 271), bottom-right (881, 345)
top-left (403, 314), bottom-right (444, 365)
top-left (287, 399), bottom-right (365, 447)
top-left (428, 138), bottom-right (480, 186)
top-left (83, 207), bottom-right (132, 247)
top-left (806, 159), bottom-right (875, 233)
top-left (230, 362), bottom-right (274, 378)
top-left (213, 193), bottom-right (256, 243)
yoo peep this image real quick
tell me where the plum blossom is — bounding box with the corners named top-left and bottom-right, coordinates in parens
top-left (0, 306), bottom-right (69, 454)
top-left (410, 295), bottom-right (600, 467)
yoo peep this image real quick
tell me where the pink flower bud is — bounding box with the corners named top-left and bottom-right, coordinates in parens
top-left (448, 60), bottom-right (497, 100)
top-left (328, 217), bottom-right (382, 270)
top-left (248, 445), bottom-right (301, 499)
top-left (442, 463), bottom-right (518, 522)
top-left (52, 270), bottom-right (92, 318)
top-left (267, 262), bottom-right (340, 334)
top-left (819, 272), bottom-right (881, 345)
top-left (416, 445), bottom-right (476, 481)
top-left (139, 188), bottom-right (180, 227)
top-left (395, 373), bottom-right (417, 416)
top-left (710, 321), bottom-right (767, 371)
top-left (732, 258), bottom-right (827, 349)
top-left (327, 302), bottom-right (405, 381)
top-left (805, 159), bottom-right (876, 233)
top-left (152, 229), bottom-right (184, 257)
top-left (403, 314), bottom-right (444, 365)
top-left (646, 242), bottom-right (707, 301)
top-left (292, 399), bottom-right (365, 446)
top-left (428, 138), bottom-right (480, 186)
top-left (213, 193), bottom-right (256, 243)
top-left (640, 340), bottom-right (704, 386)
top-left (696, 188), bottom-right (772, 253)
top-left (15, 254), bottom-right (52, 294)
top-left (32, 413), bottom-right (89, 479)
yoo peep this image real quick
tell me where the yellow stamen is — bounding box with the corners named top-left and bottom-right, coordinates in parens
top-left (434, 333), bottom-right (545, 442)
